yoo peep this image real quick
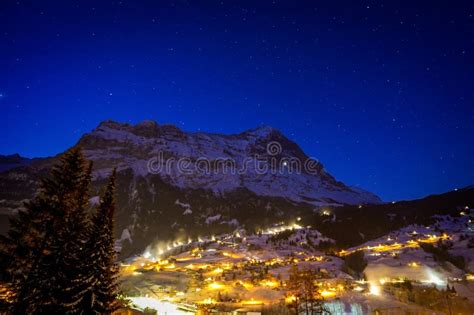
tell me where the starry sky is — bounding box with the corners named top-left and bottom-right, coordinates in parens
top-left (1, 1), bottom-right (473, 201)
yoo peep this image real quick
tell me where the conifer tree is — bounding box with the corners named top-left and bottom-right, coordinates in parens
top-left (48, 159), bottom-right (94, 314)
top-left (83, 169), bottom-right (119, 314)
top-left (1, 148), bottom-right (92, 314)
top-left (286, 265), bottom-right (330, 315)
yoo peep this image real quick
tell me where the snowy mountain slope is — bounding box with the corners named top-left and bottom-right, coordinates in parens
top-left (76, 120), bottom-right (380, 205)
top-left (348, 209), bottom-right (474, 291)
top-left (310, 186), bottom-right (474, 249)
top-left (0, 120), bottom-right (381, 256)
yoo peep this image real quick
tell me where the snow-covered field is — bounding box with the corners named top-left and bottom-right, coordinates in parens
top-left (120, 210), bottom-right (474, 314)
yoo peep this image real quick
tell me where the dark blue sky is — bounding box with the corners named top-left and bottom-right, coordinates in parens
top-left (1, 1), bottom-right (473, 201)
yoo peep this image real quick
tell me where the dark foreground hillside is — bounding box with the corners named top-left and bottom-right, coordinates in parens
top-left (310, 186), bottom-right (474, 248)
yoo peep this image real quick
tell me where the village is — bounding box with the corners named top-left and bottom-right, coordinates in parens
top-left (117, 209), bottom-right (474, 314)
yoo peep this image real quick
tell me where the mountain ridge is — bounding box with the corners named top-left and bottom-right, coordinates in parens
top-left (75, 119), bottom-right (380, 205)
top-left (0, 119), bottom-right (381, 256)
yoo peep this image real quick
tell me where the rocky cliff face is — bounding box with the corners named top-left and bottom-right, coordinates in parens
top-left (0, 120), bottom-right (380, 257)
top-left (78, 120), bottom-right (380, 205)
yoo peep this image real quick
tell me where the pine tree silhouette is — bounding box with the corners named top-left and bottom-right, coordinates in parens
top-left (1, 148), bottom-right (93, 314)
top-left (1, 149), bottom-right (121, 314)
top-left (83, 169), bottom-right (120, 314)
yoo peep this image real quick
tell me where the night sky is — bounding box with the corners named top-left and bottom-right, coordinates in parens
top-left (1, 1), bottom-right (473, 201)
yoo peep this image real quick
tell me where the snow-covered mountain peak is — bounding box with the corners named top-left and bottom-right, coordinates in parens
top-left (241, 125), bottom-right (280, 138)
top-left (75, 120), bottom-right (381, 206)
top-left (0, 119), bottom-right (386, 257)
top-left (136, 119), bottom-right (159, 128)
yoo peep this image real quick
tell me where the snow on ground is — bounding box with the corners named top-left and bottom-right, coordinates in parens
top-left (120, 211), bottom-right (474, 313)
top-left (347, 209), bottom-right (474, 302)
top-left (89, 196), bottom-right (100, 206)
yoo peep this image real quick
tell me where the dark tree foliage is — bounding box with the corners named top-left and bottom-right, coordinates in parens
top-left (0, 148), bottom-right (119, 314)
top-left (341, 251), bottom-right (367, 278)
top-left (268, 229), bottom-right (295, 243)
top-left (286, 265), bottom-right (330, 315)
top-left (310, 188), bottom-right (474, 249)
top-left (420, 243), bottom-right (466, 270)
top-left (315, 240), bottom-right (338, 255)
top-left (83, 169), bottom-right (120, 313)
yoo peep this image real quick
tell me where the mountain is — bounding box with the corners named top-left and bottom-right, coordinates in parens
top-left (309, 186), bottom-right (474, 248)
top-left (0, 153), bottom-right (34, 172)
top-left (77, 120), bottom-right (380, 205)
top-left (0, 120), bottom-right (380, 257)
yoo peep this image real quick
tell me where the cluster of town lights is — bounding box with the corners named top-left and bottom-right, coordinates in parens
top-left (339, 232), bottom-right (451, 257)
top-left (120, 218), bottom-right (472, 314)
